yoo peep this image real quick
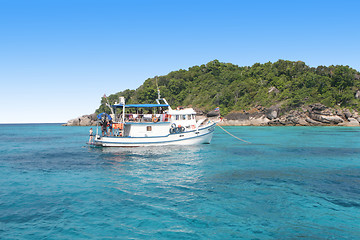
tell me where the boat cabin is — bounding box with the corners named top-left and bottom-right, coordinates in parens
top-left (102, 99), bottom-right (198, 138)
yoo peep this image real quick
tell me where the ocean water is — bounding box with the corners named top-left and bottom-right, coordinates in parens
top-left (0, 124), bottom-right (360, 239)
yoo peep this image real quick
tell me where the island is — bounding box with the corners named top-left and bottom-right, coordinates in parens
top-left (64, 60), bottom-right (360, 127)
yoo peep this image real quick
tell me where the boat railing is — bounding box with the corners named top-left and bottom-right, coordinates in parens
top-left (123, 113), bottom-right (170, 123)
top-left (108, 114), bottom-right (170, 138)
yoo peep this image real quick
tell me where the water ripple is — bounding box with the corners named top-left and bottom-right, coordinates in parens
top-left (1, 125), bottom-right (360, 239)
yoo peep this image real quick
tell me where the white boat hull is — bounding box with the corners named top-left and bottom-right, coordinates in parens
top-left (92, 123), bottom-right (216, 147)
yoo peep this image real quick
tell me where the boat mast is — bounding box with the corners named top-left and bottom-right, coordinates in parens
top-left (104, 94), bottom-right (115, 116)
top-left (119, 96), bottom-right (126, 123)
top-left (156, 76), bottom-right (161, 100)
top-left (154, 76), bottom-right (172, 110)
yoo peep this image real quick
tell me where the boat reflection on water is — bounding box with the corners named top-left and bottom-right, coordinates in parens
top-left (90, 145), bottom-right (204, 163)
top-left (88, 145), bottom-right (207, 185)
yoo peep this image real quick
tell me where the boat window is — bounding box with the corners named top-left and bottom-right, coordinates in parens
top-left (146, 126), bottom-right (152, 131)
top-left (182, 115), bottom-right (186, 120)
top-left (188, 115), bottom-right (191, 120)
top-left (176, 115), bottom-right (179, 120)
top-left (192, 114), bottom-right (196, 119)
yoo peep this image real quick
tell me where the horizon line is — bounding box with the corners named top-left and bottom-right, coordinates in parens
top-left (0, 122), bottom-right (66, 124)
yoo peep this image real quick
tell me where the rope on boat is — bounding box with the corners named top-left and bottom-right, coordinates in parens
top-left (216, 124), bottom-right (251, 144)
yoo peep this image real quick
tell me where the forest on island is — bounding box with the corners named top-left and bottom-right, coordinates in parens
top-left (96, 60), bottom-right (360, 116)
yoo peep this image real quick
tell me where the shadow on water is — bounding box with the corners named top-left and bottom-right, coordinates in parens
top-left (210, 166), bottom-right (360, 209)
top-left (229, 146), bottom-right (360, 158)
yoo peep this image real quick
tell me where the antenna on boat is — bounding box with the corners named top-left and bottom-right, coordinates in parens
top-left (156, 76), bottom-right (161, 100)
top-left (155, 76), bottom-right (171, 109)
top-left (103, 94), bottom-right (115, 116)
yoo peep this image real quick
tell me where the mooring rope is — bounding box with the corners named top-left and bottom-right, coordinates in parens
top-left (216, 124), bottom-right (251, 144)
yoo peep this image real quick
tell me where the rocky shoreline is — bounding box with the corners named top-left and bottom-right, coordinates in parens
top-left (217, 103), bottom-right (360, 126)
top-left (63, 103), bottom-right (360, 127)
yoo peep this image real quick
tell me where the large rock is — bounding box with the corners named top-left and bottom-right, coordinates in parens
top-left (339, 118), bottom-right (359, 126)
top-left (305, 117), bottom-right (322, 125)
top-left (343, 109), bottom-right (352, 119)
top-left (193, 108), bottom-right (206, 116)
top-left (309, 113), bottom-right (344, 125)
top-left (298, 118), bottom-right (309, 126)
top-left (66, 118), bottom-right (80, 126)
top-left (321, 115), bottom-right (344, 124)
top-left (64, 114), bottom-right (97, 126)
top-left (308, 104), bottom-right (331, 120)
top-left (309, 113), bottom-right (330, 124)
top-left (266, 106), bottom-right (279, 120)
top-left (268, 86), bottom-right (280, 94)
top-left (309, 103), bottom-right (327, 112)
top-left (335, 109), bottom-right (343, 117)
top-left (225, 112), bottom-right (250, 120)
top-left (355, 90), bottom-right (360, 99)
top-left (349, 118), bottom-right (360, 126)
top-left (79, 116), bottom-right (92, 126)
top-left (284, 116), bottom-right (299, 125)
top-left (273, 109), bottom-right (309, 126)
top-left (207, 110), bottom-right (220, 117)
top-left (89, 113), bottom-right (98, 121)
top-left (219, 115), bottom-right (269, 126)
top-left (248, 116), bottom-right (270, 126)
top-left (267, 119), bottom-right (285, 126)
top-left (218, 120), bottom-right (249, 126)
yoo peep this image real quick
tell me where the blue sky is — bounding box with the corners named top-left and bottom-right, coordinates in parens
top-left (1, 0), bottom-right (359, 123)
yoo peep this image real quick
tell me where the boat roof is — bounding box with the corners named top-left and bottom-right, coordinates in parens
top-left (168, 108), bottom-right (196, 115)
top-left (112, 103), bottom-right (170, 108)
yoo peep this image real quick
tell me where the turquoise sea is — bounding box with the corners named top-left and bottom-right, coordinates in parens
top-left (0, 124), bottom-right (360, 239)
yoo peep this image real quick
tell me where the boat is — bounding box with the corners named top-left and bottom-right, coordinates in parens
top-left (90, 96), bottom-right (217, 147)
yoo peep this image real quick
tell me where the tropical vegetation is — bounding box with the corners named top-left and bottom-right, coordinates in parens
top-left (96, 60), bottom-right (360, 116)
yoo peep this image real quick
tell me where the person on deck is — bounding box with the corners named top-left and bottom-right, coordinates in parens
top-left (89, 128), bottom-right (93, 143)
top-left (108, 120), bottom-right (113, 136)
top-left (101, 120), bottom-right (107, 136)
